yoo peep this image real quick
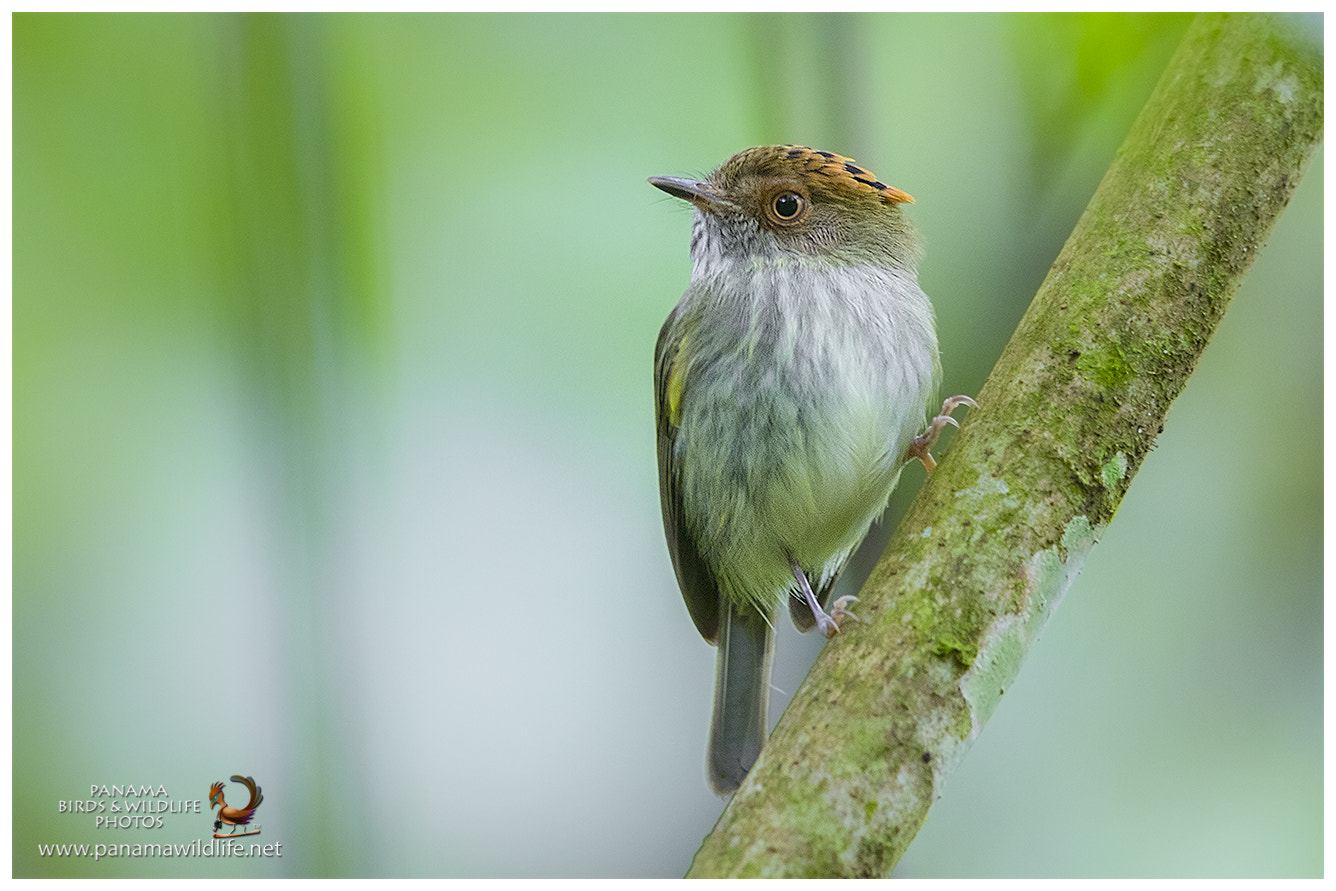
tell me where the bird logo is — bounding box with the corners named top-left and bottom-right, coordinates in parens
top-left (208, 774), bottom-right (264, 838)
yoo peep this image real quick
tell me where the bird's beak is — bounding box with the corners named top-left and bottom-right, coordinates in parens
top-left (648, 175), bottom-right (723, 212)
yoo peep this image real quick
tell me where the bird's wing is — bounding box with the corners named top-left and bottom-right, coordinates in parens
top-left (221, 806), bottom-right (256, 825)
top-left (655, 308), bottom-right (720, 644)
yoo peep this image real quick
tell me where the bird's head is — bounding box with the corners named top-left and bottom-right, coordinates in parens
top-left (649, 144), bottom-right (919, 272)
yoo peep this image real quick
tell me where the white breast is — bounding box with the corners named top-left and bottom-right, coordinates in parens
top-left (675, 259), bottom-right (939, 613)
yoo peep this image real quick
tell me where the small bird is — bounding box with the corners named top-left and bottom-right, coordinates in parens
top-left (209, 775), bottom-right (264, 835)
top-left (651, 145), bottom-right (973, 794)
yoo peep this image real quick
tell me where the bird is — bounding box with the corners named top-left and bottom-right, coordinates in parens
top-left (650, 145), bottom-right (973, 794)
top-left (209, 775), bottom-right (264, 835)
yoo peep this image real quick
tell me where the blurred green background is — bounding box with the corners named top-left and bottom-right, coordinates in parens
top-left (13, 12), bottom-right (1322, 878)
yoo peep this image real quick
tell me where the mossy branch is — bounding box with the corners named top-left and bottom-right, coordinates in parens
top-left (686, 12), bottom-right (1322, 878)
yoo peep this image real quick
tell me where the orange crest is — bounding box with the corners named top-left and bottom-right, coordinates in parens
top-left (719, 144), bottom-right (915, 206)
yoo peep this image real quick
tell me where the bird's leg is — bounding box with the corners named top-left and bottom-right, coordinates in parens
top-left (792, 563), bottom-right (858, 639)
top-left (906, 395), bottom-right (978, 472)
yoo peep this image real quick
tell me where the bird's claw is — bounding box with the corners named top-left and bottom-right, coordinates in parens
top-left (815, 595), bottom-right (860, 639)
top-left (831, 595), bottom-right (859, 624)
top-left (907, 395), bottom-right (977, 472)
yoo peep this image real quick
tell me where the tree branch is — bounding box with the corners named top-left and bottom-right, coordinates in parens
top-left (686, 12), bottom-right (1322, 878)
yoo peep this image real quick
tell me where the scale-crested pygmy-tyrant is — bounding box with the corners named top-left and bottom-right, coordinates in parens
top-left (651, 145), bottom-right (974, 794)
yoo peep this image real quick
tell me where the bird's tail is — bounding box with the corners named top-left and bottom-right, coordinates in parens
top-left (707, 603), bottom-right (773, 795)
top-left (229, 775), bottom-right (263, 812)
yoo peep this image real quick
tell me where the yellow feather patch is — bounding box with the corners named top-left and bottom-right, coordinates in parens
top-left (666, 333), bottom-right (689, 428)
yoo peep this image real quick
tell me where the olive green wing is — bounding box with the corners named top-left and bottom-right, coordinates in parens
top-left (655, 310), bottom-right (720, 644)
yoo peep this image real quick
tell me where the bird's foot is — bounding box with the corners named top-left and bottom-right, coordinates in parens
top-left (794, 565), bottom-right (859, 639)
top-left (907, 395), bottom-right (977, 472)
top-left (812, 596), bottom-right (859, 639)
top-left (830, 594), bottom-right (859, 626)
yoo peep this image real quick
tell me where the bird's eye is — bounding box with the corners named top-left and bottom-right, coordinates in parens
top-left (771, 191), bottom-right (804, 220)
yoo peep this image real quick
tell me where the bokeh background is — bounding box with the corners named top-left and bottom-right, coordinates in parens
top-left (13, 12), bottom-right (1322, 878)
